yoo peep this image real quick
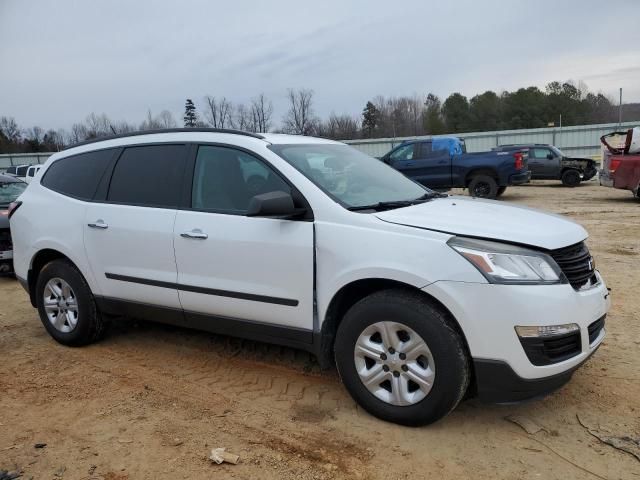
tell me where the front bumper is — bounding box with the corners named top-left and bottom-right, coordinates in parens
top-left (474, 346), bottom-right (600, 403)
top-left (509, 171), bottom-right (531, 185)
top-left (422, 271), bottom-right (610, 383)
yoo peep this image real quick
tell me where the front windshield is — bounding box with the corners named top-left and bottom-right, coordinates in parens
top-left (550, 146), bottom-right (565, 157)
top-left (0, 181), bottom-right (27, 205)
top-left (269, 144), bottom-right (428, 208)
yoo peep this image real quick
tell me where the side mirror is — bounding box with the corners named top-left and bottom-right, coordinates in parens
top-left (546, 153), bottom-right (554, 160)
top-left (246, 191), bottom-right (302, 218)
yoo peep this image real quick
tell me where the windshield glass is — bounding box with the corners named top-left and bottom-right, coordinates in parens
top-left (0, 181), bottom-right (27, 205)
top-left (269, 144), bottom-right (428, 208)
top-left (550, 146), bottom-right (565, 157)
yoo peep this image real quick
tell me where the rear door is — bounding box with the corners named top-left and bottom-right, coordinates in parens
top-left (173, 144), bottom-right (314, 334)
top-left (84, 144), bottom-right (187, 309)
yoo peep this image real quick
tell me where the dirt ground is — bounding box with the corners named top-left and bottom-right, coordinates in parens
top-left (1, 180), bottom-right (639, 480)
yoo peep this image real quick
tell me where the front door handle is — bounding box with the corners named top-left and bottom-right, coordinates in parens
top-left (180, 229), bottom-right (208, 240)
top-left (88, 220), bottom-right (108, 229)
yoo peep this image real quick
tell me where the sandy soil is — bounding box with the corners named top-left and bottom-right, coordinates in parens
top-left (1, 180), bottom-right (639, 480)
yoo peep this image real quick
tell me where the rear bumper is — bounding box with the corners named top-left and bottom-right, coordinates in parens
top-left (509, 171), bottom-right (531, 185)
top-left (474, 346), bottom-right (599, 403)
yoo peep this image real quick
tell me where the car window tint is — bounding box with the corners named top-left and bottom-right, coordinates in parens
top-left (192, 146), bottom-right (290, 214)
top-left (418, 142), bottom-right (432, 158)
top-left (41, 149), bottom-right (115, 200)
top-left (108, 145), bottom-right (186, 208)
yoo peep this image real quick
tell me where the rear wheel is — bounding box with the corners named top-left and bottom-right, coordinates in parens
top-left (36, 259), bottom-right (107, 346)
top-left (496, 186), bottom-right (507, 197)
top-left (334, 289), bottom-right (470, 426)
top-left (468, 175), bottom-right (498, 199)
top-left (561, 169), bottom-right (581, 187)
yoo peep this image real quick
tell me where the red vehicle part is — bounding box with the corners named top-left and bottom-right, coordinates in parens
top-left (609, 154), bottom-right (640, 197)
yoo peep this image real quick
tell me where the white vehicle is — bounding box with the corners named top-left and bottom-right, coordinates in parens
top-left (9, 129), bottom-right (610, 425)
top-left (24, 165), bottom-right (42, 184)
top-left (5, 164), bottom-right (29, 179)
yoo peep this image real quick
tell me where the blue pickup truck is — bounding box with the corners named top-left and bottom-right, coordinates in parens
top-left (380, 137), bottom-right (531, 198)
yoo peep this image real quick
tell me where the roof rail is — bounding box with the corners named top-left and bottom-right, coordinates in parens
top-left (65, 128), bottom-right (266, 150)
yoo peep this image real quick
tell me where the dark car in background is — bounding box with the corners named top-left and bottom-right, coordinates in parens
top-left (381, 136), bottom-right (530, 199)
top-left (0, 174), bottom-right (27, 275)
top-left (493, 144), bottom-right (597, 186)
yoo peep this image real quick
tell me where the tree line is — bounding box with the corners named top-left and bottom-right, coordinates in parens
top-left (1, 81), bottom-right (638, 153)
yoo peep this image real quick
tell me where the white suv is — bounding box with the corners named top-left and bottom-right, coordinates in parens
top-left (9, 129), bottom-right (610, 425)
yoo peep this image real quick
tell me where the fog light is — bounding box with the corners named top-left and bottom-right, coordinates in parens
top-left (515, 324), bottom-right (579, 338)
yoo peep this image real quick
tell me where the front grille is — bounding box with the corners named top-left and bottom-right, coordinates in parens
top-left (0, 228), bottom-right (11, 252)
top-left (550, 242), bottom-right (596, 290)
top-left (519, 331), bottom-right (582, 366)
top-left (588, 316), bottom-right (606, 344)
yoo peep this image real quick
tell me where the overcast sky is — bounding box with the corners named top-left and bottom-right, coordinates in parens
top-left (1, 0), bottom-right (639, 131)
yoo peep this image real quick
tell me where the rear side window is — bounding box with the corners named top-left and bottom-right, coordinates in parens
top-left (418, 142), bottom-right (432, 158)
top-left (107, 144), bottom-right (186, 208)
top-left (42, 149), bottom-right (114, 200)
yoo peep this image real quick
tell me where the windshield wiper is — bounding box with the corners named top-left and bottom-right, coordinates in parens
top-left (348, 191), bottom-right (447, 211)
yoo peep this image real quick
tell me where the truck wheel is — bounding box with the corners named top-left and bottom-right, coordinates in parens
top-left (496, 186), bottom-right (507, 197)
top-left (561, 169), bottom-right (581, 187)
top-left (334, 289), bottom-right (470, 426)
top-left (468, 175), bottom-right (498, 199)
top-left (36, 259), bottom-right (108, 346)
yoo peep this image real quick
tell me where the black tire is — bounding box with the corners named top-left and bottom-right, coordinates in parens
top-left (468, 175), bottom-right (498, 199)
top-left (334, 289), bottom-right (470, 426)
top-left (36, 259), bottom-right (107, 346)
top-left (495, 186), bottom-right (507, 197)
top-left (561, 169), bottom-right (581, 187)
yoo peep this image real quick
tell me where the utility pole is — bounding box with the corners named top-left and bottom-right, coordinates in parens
top-left (619, 88), bottom-right (623, 126)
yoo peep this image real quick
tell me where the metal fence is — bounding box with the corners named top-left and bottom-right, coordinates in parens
top-left (343, 121), bottom-right (639, 159)
top-left (0, 152), bottom-right (54, 172)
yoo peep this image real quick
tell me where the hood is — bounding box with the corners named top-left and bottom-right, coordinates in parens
top-left (375, 196), bottom-right (587, 250)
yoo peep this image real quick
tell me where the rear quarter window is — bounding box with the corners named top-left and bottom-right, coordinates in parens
top-left (41, 149), bottom-right (116, 200)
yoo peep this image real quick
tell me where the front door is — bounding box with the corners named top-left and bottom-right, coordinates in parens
top-left (84, 144), bottom-right (188, 309)
top-left (173, 145), bottom-right (314, 333)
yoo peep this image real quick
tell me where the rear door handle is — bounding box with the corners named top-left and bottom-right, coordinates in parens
top-left (88, 220), bottom-right (108, 229)
top-left (180, 229), bottom-right (208, 240)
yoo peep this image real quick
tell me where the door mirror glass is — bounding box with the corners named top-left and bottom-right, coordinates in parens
top-left (546, 153), bottom-right (554, 160)
top-left (246, 190), bottom-right (298, 217)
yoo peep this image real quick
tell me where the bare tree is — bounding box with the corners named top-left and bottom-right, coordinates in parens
top-left (204, 96), bottom-right (233, 128)
top-left (317, 113), bottom-right (360, 139)
top-left (0, 117), bottom-right (21, 142)
top-left (232, 103), bottom-right (253, 131)
top-left (157, 110), bottom-right (177, 128)
top-left (250, 93), bottom-right (273, 133)
top-left (282, 88), bottom-right (317, 135)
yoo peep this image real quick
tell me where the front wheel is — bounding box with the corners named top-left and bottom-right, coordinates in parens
top-left (468, 175), bottom-right (498, 199)
top-left (561, 169), bottom-right (581, 187)
top-left (334, 289), bottom-right (470, 426)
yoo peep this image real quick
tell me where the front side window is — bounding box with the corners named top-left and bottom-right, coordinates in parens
top-left (389, 144), bottom-right (414, 162)
top-left (269, 144), bottom-right (428, 209)
top-left (0, 180), bottom-right (27, 206)
top-left (107, 145), bottom-right (186, 208)
top-left (192, 145), bottom-right (290, 213)
top-left (42, 149), bottom-right (115, 200)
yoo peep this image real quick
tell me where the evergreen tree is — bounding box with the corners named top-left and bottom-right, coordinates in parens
top-left (361, 101), bottom-right (380, 138)
top-left (183, 99), bottom-right (197, 127)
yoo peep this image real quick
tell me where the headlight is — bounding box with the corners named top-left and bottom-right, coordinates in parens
top-left (448, 237), bottom-right (564, 285)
